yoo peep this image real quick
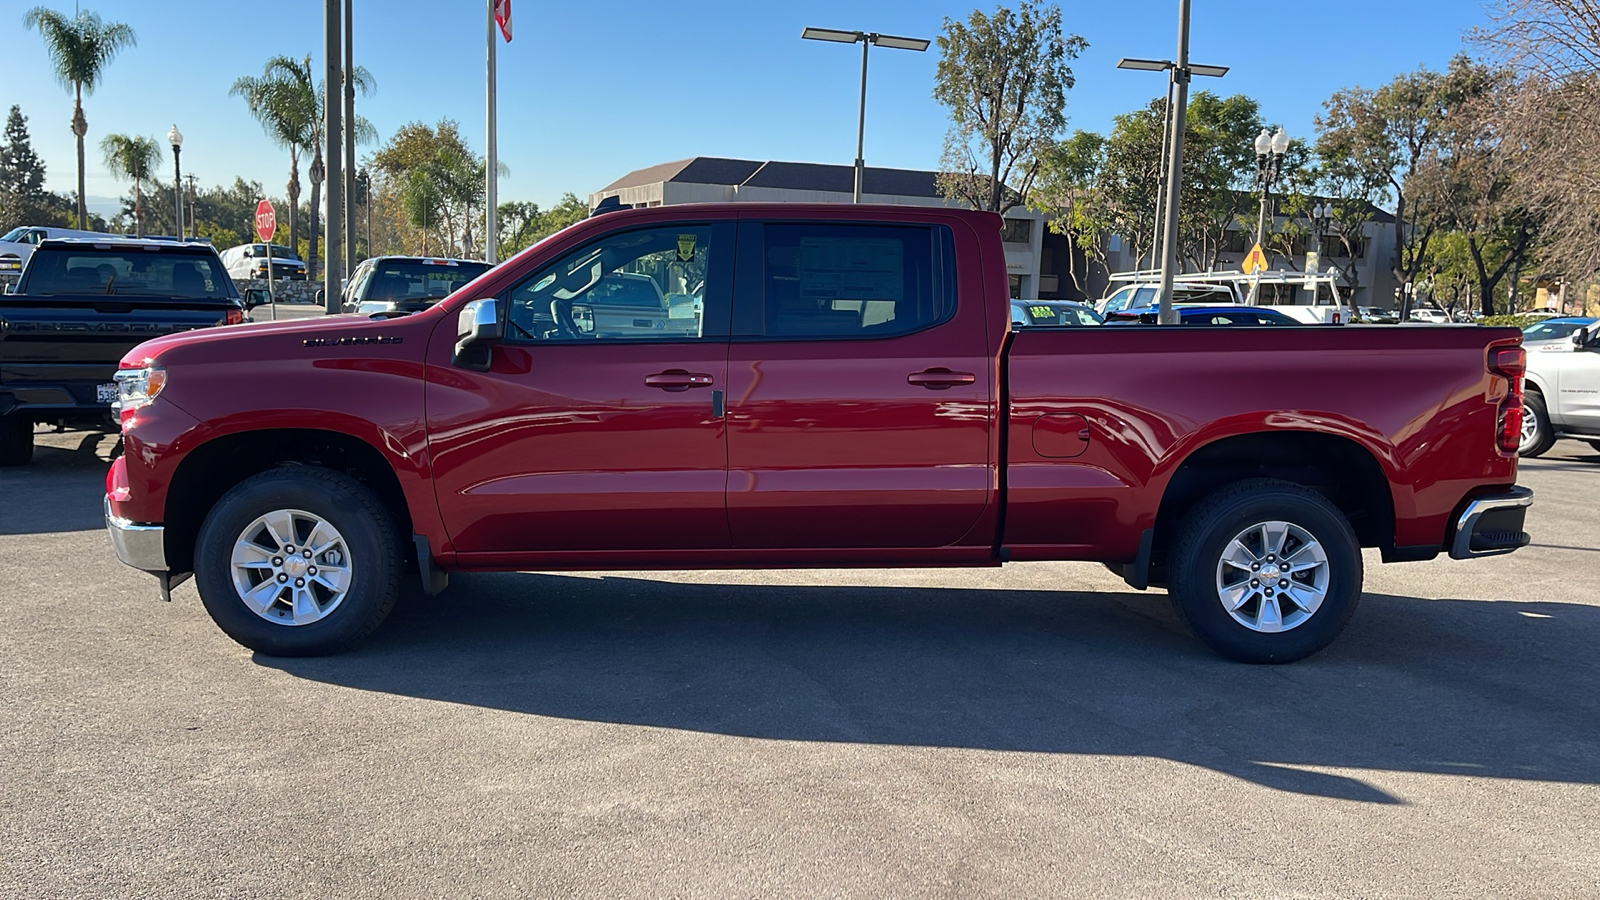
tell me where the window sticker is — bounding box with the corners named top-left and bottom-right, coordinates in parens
top-left (1029, 305), bottom-right (1055, 320)
top-left (796, 237), bottom-right (903, 301)
top-left (677, 233), bottom-right (697, 262)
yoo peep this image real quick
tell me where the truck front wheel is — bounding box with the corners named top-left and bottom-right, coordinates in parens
top-left (1167, 479), bottom-right (1363, 664)
top-left (0, 414), bottom-right (34, 467)
top-left (193, 466), bottom-right (403, 656)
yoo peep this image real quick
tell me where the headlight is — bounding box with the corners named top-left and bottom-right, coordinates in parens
top-left (113, 366), bottom-right (167, 425)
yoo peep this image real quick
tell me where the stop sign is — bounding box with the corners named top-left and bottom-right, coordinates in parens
top-left (254, 199), bottom-right (276, 243)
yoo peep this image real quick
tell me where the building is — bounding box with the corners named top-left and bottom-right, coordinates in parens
top-left (590, 158), bottom-right (1060, 300)
top-left (591, 157), bottom-right (1402, 308)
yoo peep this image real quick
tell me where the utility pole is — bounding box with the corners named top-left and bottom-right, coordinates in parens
top-left (324, 0), bottom-right (343, 314)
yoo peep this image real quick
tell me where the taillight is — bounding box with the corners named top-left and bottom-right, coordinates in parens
top-left (1490, 345), bottom-right (1526, 454)
top-left (224, 308), bottom-right (244, 326)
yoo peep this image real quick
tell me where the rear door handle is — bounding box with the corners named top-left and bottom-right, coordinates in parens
top-left (645, 370), bottom-right (715, 391)
top-left (908, 368), bottom-right (977, 390)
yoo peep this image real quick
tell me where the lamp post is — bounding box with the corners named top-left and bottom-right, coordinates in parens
top-left (801, 27), bottom-right (930, 204)
top-left (1115, 0), bottom-right (1229, 324)
top-left (185, 174), bottom-right (198, 239)
top-left (167, 125), bottom-right (183, 238)
top-left (1253, 126), bottom-right (1290, 248)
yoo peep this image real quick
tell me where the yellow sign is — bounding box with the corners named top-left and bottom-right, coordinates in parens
top-left (1242, 243), bottom-right (1268, 275)
top-left (676, 233), bottom-right (697, 262)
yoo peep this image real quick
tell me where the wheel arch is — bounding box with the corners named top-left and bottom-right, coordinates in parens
top-left (1142, 430), bottom-right (1396, 587)
top-left (163, 427), bottom-right (415, 574)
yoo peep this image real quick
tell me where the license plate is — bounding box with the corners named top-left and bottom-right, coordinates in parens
top-left (97, 383), bottom-right (118, 404)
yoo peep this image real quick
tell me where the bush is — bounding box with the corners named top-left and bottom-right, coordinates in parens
top-left (1478, 315), bottom-right (1540, 329)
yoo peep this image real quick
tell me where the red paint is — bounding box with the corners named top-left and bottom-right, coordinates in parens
top-left (111, 203), bottom-right (1524, 578)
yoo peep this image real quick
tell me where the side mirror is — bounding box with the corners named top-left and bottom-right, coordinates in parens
top-left (570, 304), bottom-right (596, 334)
top-left (242, 288), bottom-right (270, 309)
top-left (454, 298), bottom-right (502, 371)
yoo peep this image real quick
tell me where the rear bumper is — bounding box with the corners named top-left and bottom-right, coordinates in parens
top-left (1449, 486), bottom-right (1533, 560)
top-left (105, 495), bottom-right (166, 573)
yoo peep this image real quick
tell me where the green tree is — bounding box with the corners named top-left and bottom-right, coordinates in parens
top-left (22, 6), bottom-right (135, 229)
top-left (0, 106), bottom-right (49, 200)
top-left (99, 133), bottom-right (159, 236)
top-left (1030, 130), bottom-right (1110, 294)
top-left (1315, 60), bottom-right (1487, 315)
top-left (934, 0), bottom-right (1087, 213)
top-left (231, 54), bottom-right (374, 278)
top-left (372, 120), bottom-right (492, 257)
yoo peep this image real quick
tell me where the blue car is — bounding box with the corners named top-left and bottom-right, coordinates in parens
top-left (1105, 304), bottom-right (1303, 326)
top-left (1523, 317), bottom-right (1596, 344)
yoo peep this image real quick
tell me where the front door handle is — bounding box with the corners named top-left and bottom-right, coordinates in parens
top-left (908, 368), bottom-right (977, 390)
top-left (645, 370), bottom-right (715, 392)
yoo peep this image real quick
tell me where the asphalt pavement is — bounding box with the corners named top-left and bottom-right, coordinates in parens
top-left (2, 430), bottom-right (1597, 899)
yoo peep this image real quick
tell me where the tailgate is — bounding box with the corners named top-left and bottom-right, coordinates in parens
top-left (0, 295), bottom-right (234, 403)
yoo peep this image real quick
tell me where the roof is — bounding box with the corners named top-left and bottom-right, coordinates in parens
top-left (599, 156), bottom-right (945, 199)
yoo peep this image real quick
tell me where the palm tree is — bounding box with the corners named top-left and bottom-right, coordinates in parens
top-left (23, 7), bottom-right (136, 229)
top-left (99, 134), bottom-right (158, 236)
top-left (231, 54), bottom-right (373, 280)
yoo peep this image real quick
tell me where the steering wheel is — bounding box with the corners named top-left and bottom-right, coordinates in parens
top-left (549, 297), bottom-right (583, 339)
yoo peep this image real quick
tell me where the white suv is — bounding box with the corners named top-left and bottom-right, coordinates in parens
top-left (1521, 322), bottom-right (1600, 456)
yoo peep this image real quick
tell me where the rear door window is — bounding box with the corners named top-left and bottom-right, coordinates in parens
top-left (751, 223), bottom-right (954, 339)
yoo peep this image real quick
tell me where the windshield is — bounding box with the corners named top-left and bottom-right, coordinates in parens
top-left (1524, 319), bottom-right (1594, 342)
top-left (365, 260), bottom-right (492, 302)
top-left (253, 244), bottom-right (302, 261)
top-left (20, 250), bottom-right (235, 298)
top-left (0, 228), bottom-right (25, 243)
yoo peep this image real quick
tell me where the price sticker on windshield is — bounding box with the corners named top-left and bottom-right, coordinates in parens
top-left (1029, 306), bottom-right (1056, 320)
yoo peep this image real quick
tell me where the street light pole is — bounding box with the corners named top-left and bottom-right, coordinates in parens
top-left (802, 27), bottom-right (930, 205)
top-left (855, 38), bottom-right (869, 204)
top-left (1115, 2), bottom-right (1228, 325)
top-left (167, 125), bottom-right (183, 238)
top-left (324, 0), bottom-right (343, 314)
top-left (1254, 127), bottom-right (1289, 247)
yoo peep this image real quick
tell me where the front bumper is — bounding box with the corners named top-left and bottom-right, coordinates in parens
top-left (105, 495), bottom-right (166, 572)
top-left (1449, 486), bottom-right (1533, 560)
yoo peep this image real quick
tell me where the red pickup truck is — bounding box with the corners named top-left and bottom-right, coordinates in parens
top-left (104, 204), bottom-right (1532, 663)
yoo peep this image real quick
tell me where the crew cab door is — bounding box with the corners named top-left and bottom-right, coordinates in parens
top-left (1557, 331), bottom-right (1600, 428)
top-left (425, 221), bottom-right (734, 555)
top-left (724, 218), bottom-right (996, 548)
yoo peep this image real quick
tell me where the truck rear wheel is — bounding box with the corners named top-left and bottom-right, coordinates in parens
top-left (193, 466), bottom-right (402, 656)
top-left (0, 414), bottom-right (33, 467)
top-left (1167, 479), bottom-right (1363, 664)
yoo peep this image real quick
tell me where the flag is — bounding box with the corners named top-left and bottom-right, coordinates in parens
top-left (495, 0), bottom-right (512, 42)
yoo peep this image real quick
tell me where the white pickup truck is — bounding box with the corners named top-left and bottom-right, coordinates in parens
top-left (1521, 321), bottom-right (1600, 456)
top-left (1096, 270), bottom-right (1353, 325)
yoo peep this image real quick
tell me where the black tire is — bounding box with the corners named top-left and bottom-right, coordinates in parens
top-left (0, 414), bottom-right (34, 467)
top-left (194, 466), bottom-right (402, 656)
top-left (1520, 391), bottom-right (1555, 458)
top-left (1167, 479), bottom-right (1363, 664)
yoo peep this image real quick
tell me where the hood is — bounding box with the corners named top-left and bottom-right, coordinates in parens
top-left (119, 306), bottom-right (443, 368)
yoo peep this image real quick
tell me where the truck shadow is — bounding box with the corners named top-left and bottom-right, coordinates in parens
top-left (1, 443), bottom-right (111, 534)
top-left (259, 574), bottom-right (1600, 804)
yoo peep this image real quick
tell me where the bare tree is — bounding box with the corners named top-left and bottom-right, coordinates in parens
top-left (1475, 1), bottom-right (1600, 277)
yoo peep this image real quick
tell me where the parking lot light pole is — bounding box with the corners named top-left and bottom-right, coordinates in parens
top-left (1115, 4), bottom-right (1228, 324)
top-left (801, 27), bottom-right (930, 204)
top-left (167, 125), bottom-right (183, 238)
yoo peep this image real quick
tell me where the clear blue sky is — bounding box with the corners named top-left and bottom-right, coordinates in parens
top-left (3, 0), bottom-right (1491, 216)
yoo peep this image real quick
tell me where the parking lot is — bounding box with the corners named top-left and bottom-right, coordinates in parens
top-left (3, 431), bottom-right (1598, 898)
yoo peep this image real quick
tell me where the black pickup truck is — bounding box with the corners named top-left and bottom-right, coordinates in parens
top-left (0, 238), bottom-right (246, 465)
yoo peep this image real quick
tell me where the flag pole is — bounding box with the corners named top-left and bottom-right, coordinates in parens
top-left (485, 0), bottom-right (498, 265)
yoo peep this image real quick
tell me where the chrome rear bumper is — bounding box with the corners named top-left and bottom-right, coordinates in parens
top-left (105, 496), bottom-right (166, 572)
top-left (1449, 486), bottom-right (1533, 560)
